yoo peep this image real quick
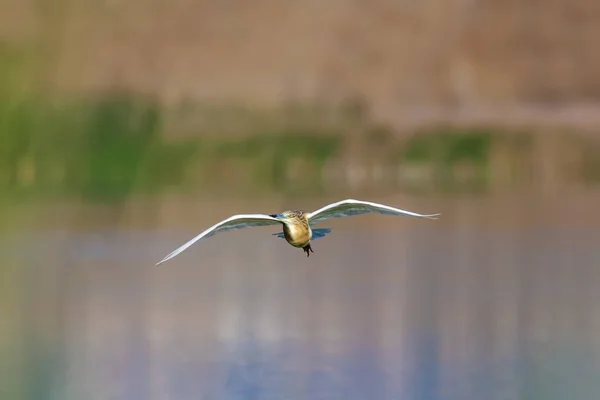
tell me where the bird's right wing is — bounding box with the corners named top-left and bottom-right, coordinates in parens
top-left (156, 214), bottom-right (282, 265)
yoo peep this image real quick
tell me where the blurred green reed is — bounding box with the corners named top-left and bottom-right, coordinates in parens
top-left (2, 94), bottom-right (600, 201)
top-left (0, 93), bottom-right (195, 201)
top-left (0, 43), bottom-right (599, 202)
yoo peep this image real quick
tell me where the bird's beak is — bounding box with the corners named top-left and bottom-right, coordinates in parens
top-left (270, 213), bottom-right (283, 219)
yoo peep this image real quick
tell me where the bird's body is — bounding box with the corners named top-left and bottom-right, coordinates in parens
top-left (269, 210), bottom-right (316, 256)
top-left (278, 211), bottom-right (311, 248)
top-left (156, 199), bottom-right (440, 265)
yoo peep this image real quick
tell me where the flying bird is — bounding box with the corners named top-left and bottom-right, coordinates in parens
top-left (156, 199), bottom-right (439, 265)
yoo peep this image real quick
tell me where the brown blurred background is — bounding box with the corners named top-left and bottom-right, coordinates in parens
top-left (0, 1), bottom-right (599, 399)
top-left (4, 0), bottom-right (600, 110)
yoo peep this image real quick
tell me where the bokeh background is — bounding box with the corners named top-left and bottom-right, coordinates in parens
top-left (1, 1), bottom-right (600, 399)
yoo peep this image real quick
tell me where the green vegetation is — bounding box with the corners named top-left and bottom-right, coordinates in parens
top-left (0, 46), bottom-right (598, 201)
top-left (201, 133), bottom-right (342, 192)
top-left (0, 90), bottom-right (346, 201)
top-left (1, 90), bottom-right (599, 201)
top-left (393, 128), bottom-right (494, 192)
top-left (0, 93), bottom-right (196, 201)
top-left (397, 128), bottom-right (492, 165)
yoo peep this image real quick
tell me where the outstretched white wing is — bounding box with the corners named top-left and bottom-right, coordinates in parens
top-left (156, 214), bottom-right (282, 265)
top-left (307, 199), bottom-right (440, 224)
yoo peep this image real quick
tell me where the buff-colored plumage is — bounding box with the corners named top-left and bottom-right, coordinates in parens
top-left (156, 199), bottom-right (440, 265)
top-left (278, 211), bottom-right (311, 248)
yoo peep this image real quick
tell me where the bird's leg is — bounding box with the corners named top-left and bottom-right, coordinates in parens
top-left (303, 243), bottom-right (314, 257)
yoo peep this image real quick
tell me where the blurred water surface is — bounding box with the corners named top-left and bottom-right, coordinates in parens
top-left (1, 193), bottom-right (599, 400)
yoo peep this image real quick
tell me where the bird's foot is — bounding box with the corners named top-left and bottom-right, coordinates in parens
top-left (303, 244), bottom-right (314, 257)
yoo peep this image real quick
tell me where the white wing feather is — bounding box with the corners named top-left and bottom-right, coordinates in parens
top-left (156, 214), bottom-right (282, 265)
top-left (307, 199), bottom-right (440, 224)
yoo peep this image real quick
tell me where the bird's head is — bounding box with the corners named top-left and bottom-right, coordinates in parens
top-left (270, 210), bottom-right (304, 220)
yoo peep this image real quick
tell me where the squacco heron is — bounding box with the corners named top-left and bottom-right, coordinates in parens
top-left (156, 198), bottom-right (439, 265)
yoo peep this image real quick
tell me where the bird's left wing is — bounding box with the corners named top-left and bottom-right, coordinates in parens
top-left (156, 214), bottom-right (282, 265)
top-left (307, 199), bottom-right (440, 224)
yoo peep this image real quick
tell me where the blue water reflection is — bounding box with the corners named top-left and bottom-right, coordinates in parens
top-left (3, 222), bottom-right (600, 400)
